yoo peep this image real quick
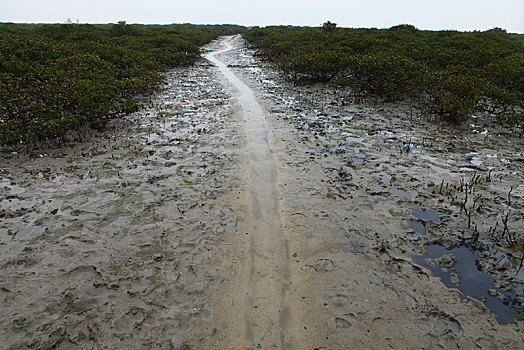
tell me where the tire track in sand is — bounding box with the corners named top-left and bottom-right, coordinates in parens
top-left (206, 36), bottom-right (291, 349)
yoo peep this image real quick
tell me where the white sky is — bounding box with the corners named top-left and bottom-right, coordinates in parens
top-left (1, 0), bottom-right (523, 33)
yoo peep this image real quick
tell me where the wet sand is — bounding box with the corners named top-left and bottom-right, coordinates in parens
top-left (206, 39), bottom-right (290, 348)
top-left (1, 36), bottom-right (523, 349)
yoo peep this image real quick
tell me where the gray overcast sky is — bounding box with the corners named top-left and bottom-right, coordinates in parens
top-left (1, 0), bottom-right (523, 33)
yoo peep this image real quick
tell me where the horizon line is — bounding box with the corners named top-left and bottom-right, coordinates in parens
top-left (1, 21), bottom-right (522, 34)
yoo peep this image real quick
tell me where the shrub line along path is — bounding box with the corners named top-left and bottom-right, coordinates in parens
top-left (1, 34), bottom-right (522, 349)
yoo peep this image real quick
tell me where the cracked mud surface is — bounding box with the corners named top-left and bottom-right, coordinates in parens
top-left (1, 36), bottom-right (523, 349)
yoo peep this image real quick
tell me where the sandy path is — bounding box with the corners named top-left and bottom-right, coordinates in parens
top-left (206, 38), bottom-right (292, 348)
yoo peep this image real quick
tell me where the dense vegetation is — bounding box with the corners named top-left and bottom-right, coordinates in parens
top-left (244, 24), bottom-right (524, 126)
top-left (0, 22), bottom-right (246, 150)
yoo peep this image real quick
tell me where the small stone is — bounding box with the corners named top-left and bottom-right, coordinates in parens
top-left (93, 281), bottom-right (104, 288)
top-left (153, 253), bottom-right (164, 261)
top-left (450, 272), bottom-right (460, 285)
top-left (436, 253), bottom-right (459, 268)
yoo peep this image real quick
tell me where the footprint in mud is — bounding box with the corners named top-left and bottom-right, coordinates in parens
top-left (60, 264), bottom-right (102, 280)
top-left (426, 312), bottom-right (462, 335)
top-left (2, 253), bottom-right (38, 269)
top-left (113, 307), bottom-right (146, 332)
top-left (315, 258), bottom-right (336, 272)
top-left (334, 313), bottom-right (356, 329)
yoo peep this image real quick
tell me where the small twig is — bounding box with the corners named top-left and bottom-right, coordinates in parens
top-left (487, 169), bottom-right (493, 182)
top-left (472, 223), bottom-right (479, 243)
top-left (469, 171), bottom-right (477, 188)
top-left (518, 255), bottom-right (524, 274)
top-left (502, 213), bottom-right (516, 247)
top-left (461, 184), bottom-right (469, 212)
top-left (469, 195), bottom-right (481, 228)
top-left (489, 221), bottom-right (499, 238)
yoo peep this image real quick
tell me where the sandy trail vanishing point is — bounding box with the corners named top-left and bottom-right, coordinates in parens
top-left (1, 36), bottom-right (523, 349)
top-left (207, 39), bottom-right (291, 348)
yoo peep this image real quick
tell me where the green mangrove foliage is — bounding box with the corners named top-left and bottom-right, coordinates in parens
top-left (0, 22), bottom-right (246, 149)
top-left (244, 24), bottom-right (523, 125)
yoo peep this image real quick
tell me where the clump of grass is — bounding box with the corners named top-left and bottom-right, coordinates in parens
top-left (73, 331), bottom-right (88, 343)
top-left (388, 208), bottom-right (402, 217)
top-left (169, 340), bottom-right (192, 350)
top-left (514, 308), bottom-right (524, 321)
top-left (180, 341), bottom-right (192, 350)
top-left (508, 238), bottom-right (524, 255)
top-left (65, 298), bottom-right (97, 313)
top-left (427, 184), bottom-right (456, 197)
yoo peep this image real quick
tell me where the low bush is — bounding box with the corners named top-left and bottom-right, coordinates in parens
top-left (0, 23), bottom-right (246, 150)
top-left (244, 24), bottom-right (523, 126)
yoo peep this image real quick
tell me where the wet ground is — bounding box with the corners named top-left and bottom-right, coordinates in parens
top-left (216, 36), bottom-right (524, 349)
top-left (0, 40), bottom-right (245, 349)
top-left (1, 36), bottom-right (523, 349)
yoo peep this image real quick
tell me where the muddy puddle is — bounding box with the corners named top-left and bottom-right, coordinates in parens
top-left (409, 219), bottom-right (427, 235)
top-left (408, 208), bottom-right (441, 235)
top-left (413, 208), bottom-right (441, 222)
top-left (414, 245), bottom-right (520, 325)
top-left (389, 187), bottom-right (413, 199)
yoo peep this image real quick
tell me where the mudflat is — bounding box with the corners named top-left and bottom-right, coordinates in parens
top-left (1, 36), bottom-right (522, 349)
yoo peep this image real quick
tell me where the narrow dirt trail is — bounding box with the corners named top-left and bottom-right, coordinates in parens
top-left (206, 37), bottom-right (292, 348)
